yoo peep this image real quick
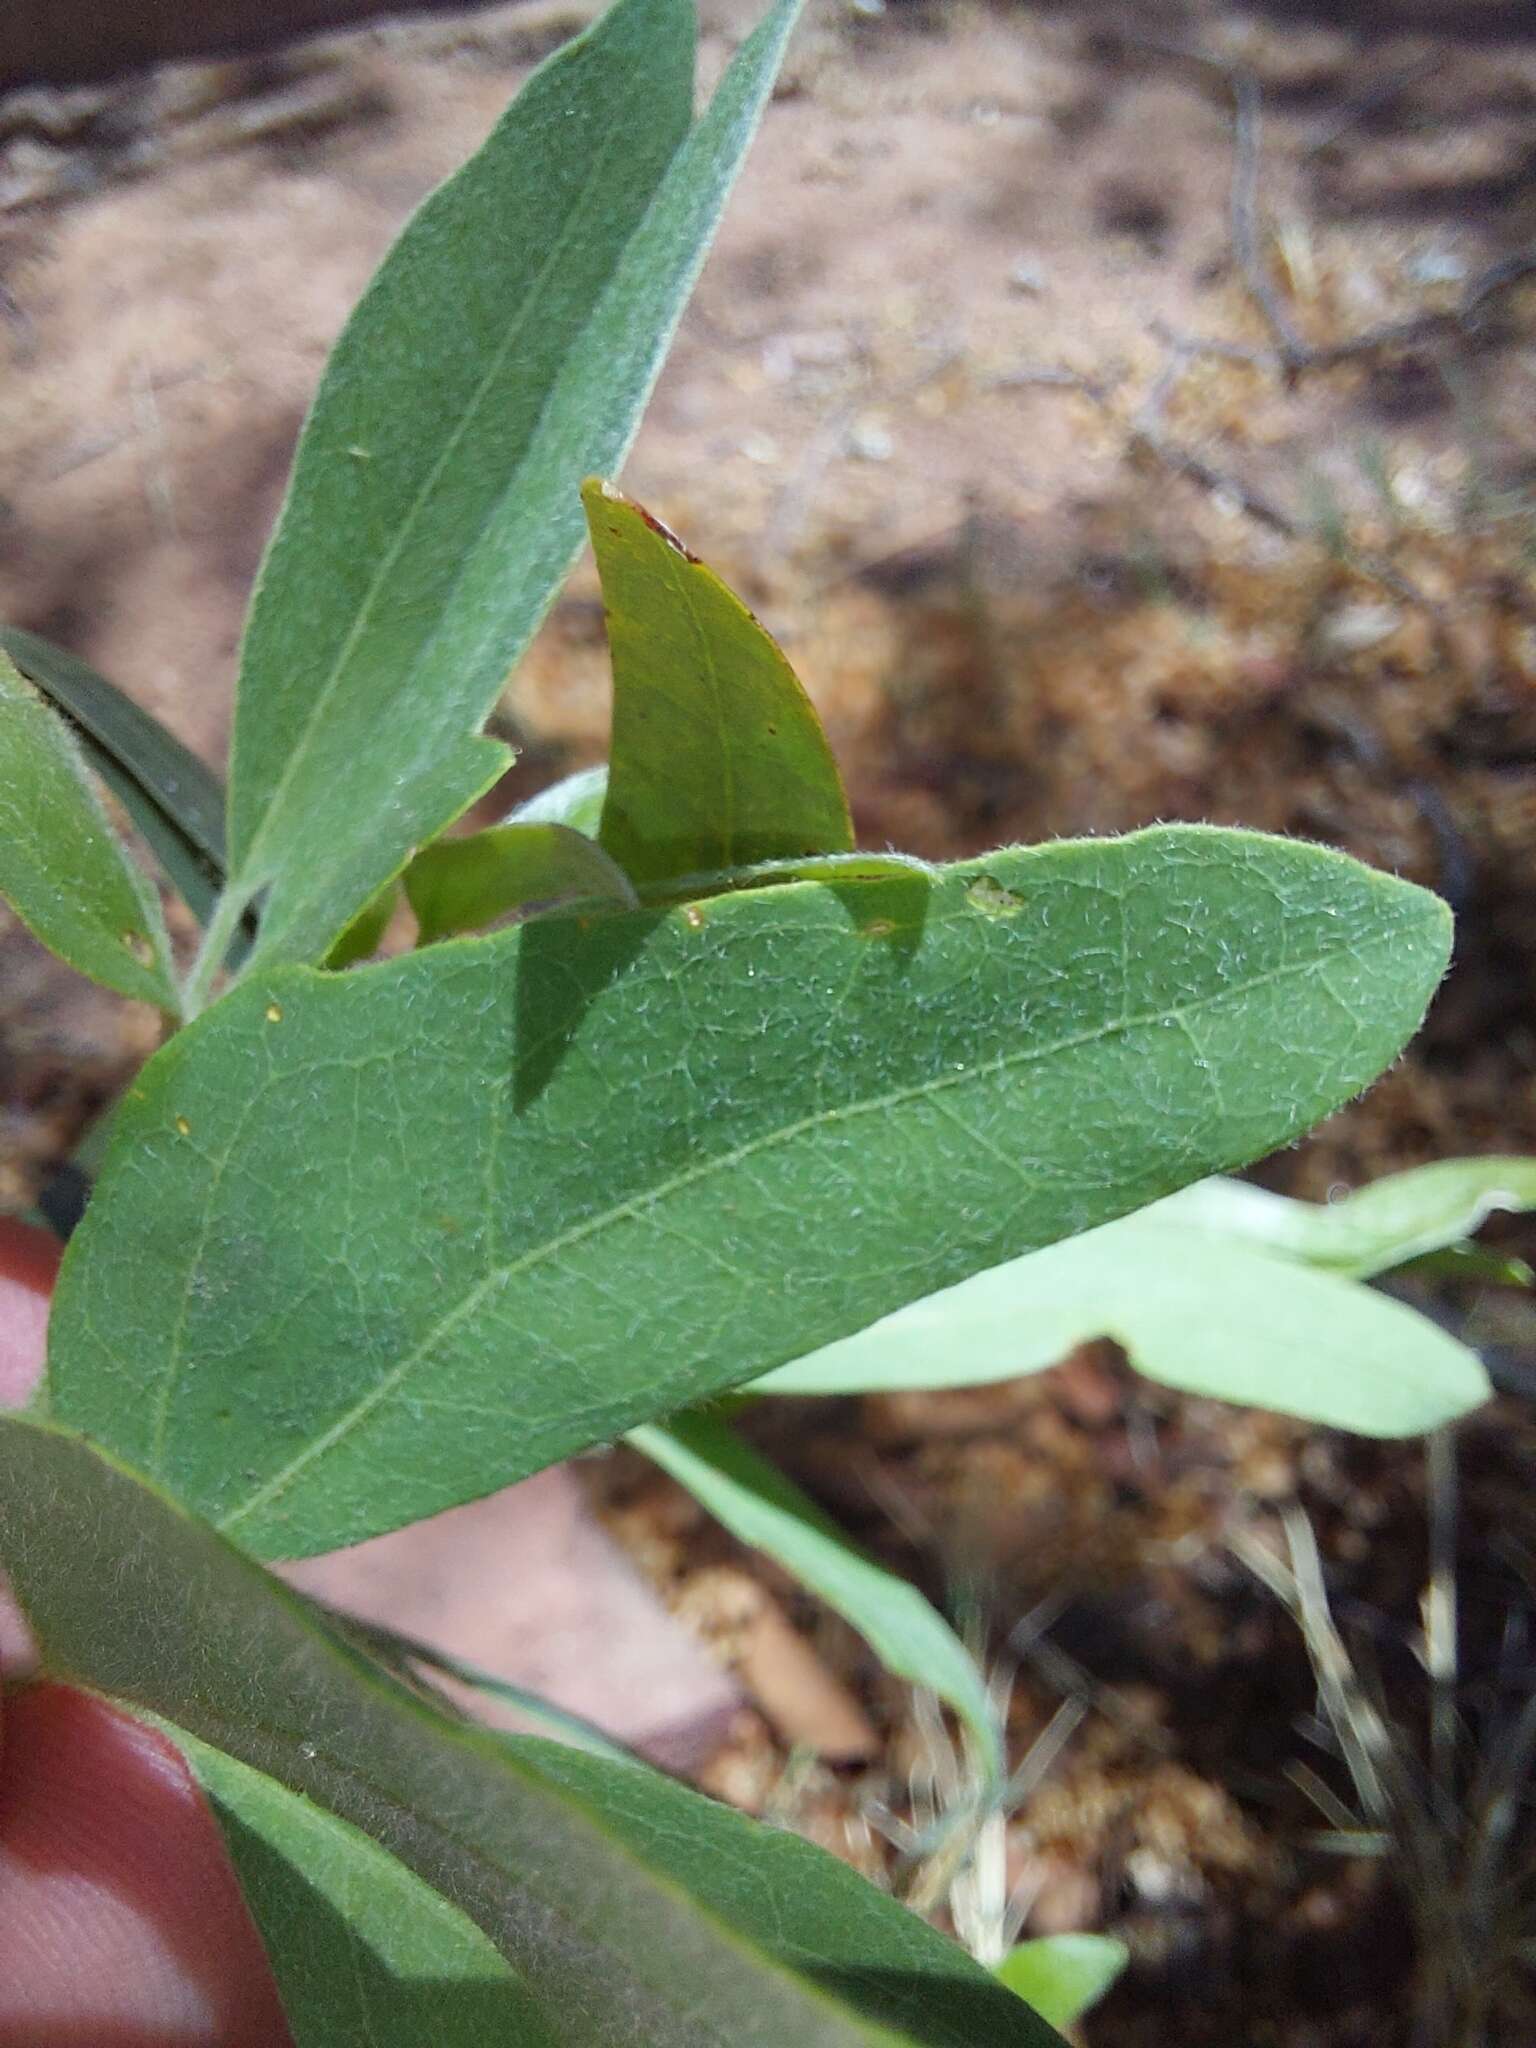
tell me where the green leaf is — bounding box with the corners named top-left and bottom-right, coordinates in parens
top-left (46, 826), bottom-right (1450, 1553)
top-left (0, 623), bottom-right (228, 928)
top-left (1394, 1242), bottom-right (1534, 1288)
top-left (327, 1610), bottom-right (641, 1764)
top-left (226, 0), bottom-right (806, 974)
top-left (636, 850), bottom-right (937, 909)
top-left (406, 823), bottom-right (637, 944)
top-left (759, 1160), bottom-right (1536, 1432)
top-left (509, 764), bottom-right (610, 835)
top-left (755, 1208), bottom-right (1490, 1435)
top-left (1160, 1157), bottom-right (1536, 1280)
top-left (173, 1726), bottom-right (554, 2046)
top-left (632, 1412), bottom-right (1002, 1780)
top-left (0, 650), bottom-right (180, 1011)
top-left (586, 481), bottom-right (853, 883)
top-left (996, 1937), bottom-right (1127, 2031)
top-left (0, 1415), bottom-right (1061, 2048)
top-left (325, 881), bottom-right (399, 968)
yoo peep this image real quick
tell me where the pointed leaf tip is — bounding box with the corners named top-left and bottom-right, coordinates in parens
top-left (587, 483), bottom-right (854, 885)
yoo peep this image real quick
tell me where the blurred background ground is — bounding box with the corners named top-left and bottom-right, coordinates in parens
top-left (4, 0), bottom-right (1536, 2040)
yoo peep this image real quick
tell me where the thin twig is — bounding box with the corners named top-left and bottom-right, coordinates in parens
top-left (1303, 56), bottom-right (1438, 161)
top-left (1230, 73), bottom-right (1309, 368)
top-left (987, 363), bottom-right (1105, 395)
top-left (1135, 36), bottom-right (1536, 375)
top-left (130, 355), bottom-right (179, 543)
top-left (1154, 250), bottom-right (1536, 386)
top-left (1128, 330), bottom-right (1445, 616)
top-left (1220, 53), bottom-right (1536, 376)
top-left (1131, 411), bottom-right (1301, 540)
top-left (1321, 251), bottom-right (1536, 367)
top-left (1130, 329), bottom-right (1298, 534)
top-left (1002, 1694), bottom-right (1086, 1810)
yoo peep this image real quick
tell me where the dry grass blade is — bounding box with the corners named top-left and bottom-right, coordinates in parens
top-left (857, 1587), bottom-right (1091, 1971)
top-left (1237, 1442), bottom-right (1536, 2048)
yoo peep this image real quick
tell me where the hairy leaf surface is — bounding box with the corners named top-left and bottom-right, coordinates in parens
top-left (47, 827), bottom-right (1450, 1553)
top-left (0, 624), bottom-right (228, 927)
top-left (0, 1416), bottom-right (1059, 2048)
top-left (0, 650), bottom-right (179, 1009)
top-left (176, 1727), bottom-right (550, 2046)
top-left (226, 0), bottom-right (803, 971)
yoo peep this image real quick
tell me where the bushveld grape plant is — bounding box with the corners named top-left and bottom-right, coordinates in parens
top-left (0, 0), bottom-right (1516, 2038)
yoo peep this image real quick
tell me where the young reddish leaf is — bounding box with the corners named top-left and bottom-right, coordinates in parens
top-left (0, 1216), bottom-right (59, 1413)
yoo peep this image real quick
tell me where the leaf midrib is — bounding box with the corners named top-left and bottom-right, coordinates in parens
top-left (665, 533), bottom-right (738, 871)
top-left (641, 531), bottom-right (850, 871)
top-left (212, 922), bottom-right (1396, 1531)
top-left (170, 1691), bottom-right (923, 2048)
top-left (7, 1411), bottom-right (950, 2047)
top-left (233, 48), bottom-right (667, 890)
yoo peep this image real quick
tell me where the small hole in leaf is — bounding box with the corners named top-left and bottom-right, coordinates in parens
top-left (683, 904), bottom-right (705, 930)
top-left (265, 1002), bottom-right (284, 1023)
top-left (174, 1115), bottom-right (191, 1136)
top-left (966, 875), bottom-right (1026, 918)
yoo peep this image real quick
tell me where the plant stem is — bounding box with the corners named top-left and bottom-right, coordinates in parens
top-left (181, 882), bottom-right (250, 1018)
